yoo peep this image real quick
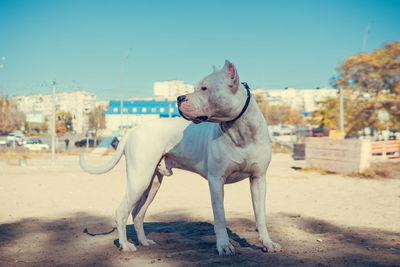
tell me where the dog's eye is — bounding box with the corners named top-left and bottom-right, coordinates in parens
top-left (201, 87), bottom-right (207, 91)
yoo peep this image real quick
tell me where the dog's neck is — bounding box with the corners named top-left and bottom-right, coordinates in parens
top-left (224, 83), bottom-right (251, 124)
top-left (219, 91), bottom-right (266, 148)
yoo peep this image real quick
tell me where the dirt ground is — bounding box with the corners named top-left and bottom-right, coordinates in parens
top-left (0, 153), bottom-right (399, 266)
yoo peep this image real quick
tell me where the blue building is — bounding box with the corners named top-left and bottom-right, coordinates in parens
top-left (105, 100), bottom-right (181, 132)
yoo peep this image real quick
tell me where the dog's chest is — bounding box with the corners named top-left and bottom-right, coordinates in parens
top-left (224, 169), bottom-right (253, 184)
top-left (222, 156), bottom-right (262, 184)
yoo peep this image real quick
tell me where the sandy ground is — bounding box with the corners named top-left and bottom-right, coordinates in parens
top-left (0, 153), bottom-right (399, 266)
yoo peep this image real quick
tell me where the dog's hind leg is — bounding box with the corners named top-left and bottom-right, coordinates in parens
top-left (115, 167), bottom-right (156, 252)
top-left (131, 172), bottom-right (163, 246)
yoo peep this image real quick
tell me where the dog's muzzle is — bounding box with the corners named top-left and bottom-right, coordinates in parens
top-left (177, 95), bottom-right (208, 124)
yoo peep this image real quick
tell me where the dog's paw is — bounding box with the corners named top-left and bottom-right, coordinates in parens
top-left (140, 238), bottom-right (157, 246)
top-left (262, 240), bottom-right (282, 253)
top-left (119, 241), bottom-right (137, 252)
top-left (216, 240), bottom-right (235, 256)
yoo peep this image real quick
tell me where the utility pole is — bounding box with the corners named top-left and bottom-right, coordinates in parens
top-left (362, 22), bottom-right (373, 53)
top-left (120, 49), bottom-right (131, 136)
top-left (51, 80), bottom-right (56, 163)
top-left (120, 58), bottom-right (125, 135)
top-left (339, 88), bottom-right (344, 139)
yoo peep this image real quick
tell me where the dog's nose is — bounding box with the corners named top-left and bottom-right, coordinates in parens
top-left (177, 95), bottom-right (187, 105)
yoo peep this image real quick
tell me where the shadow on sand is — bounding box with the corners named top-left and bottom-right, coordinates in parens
top-left (114, 221), bottom-right (261, 251)
top-left (0, 212), bottom-right (399, 266)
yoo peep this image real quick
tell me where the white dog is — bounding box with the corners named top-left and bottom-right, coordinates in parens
top-left (80, 60), bottom-right (281, 255)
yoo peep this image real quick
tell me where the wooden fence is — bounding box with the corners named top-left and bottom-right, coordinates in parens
top-left (305, 138), bottom-right (371, 173)
top-left (371, 140), bottom-right (400, 159)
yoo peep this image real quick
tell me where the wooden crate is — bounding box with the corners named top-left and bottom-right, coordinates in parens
top-left (293, 143), bottom-right (305, 160)
top-left (305, 138), bottom-right (371, 173)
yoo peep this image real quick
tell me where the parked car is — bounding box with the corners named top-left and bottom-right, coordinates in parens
top-left (311, 128), bottom-right (330, 137)
top-left (0, 138), bottom-right (11, 146)
top-left (74, 138), bottom-right (101, 148)
top-left (7, 132), bottom-right (24, 145)
top-left (23, 138), bottom-right (50, 151)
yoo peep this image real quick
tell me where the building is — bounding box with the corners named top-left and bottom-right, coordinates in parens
top-left (13, 90), bottom-right (96, 134)
top-left (96, 100), bottom-right (109, 109)
top-left (153, 80), bottom-right (194, 100)
top-left (105, 100), bottom-right (181, 133)
top-left (252, 87), bottom-right (337, 113)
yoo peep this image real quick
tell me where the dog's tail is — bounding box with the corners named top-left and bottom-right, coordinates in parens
top-left (79, 130), bottom-right (131, 175)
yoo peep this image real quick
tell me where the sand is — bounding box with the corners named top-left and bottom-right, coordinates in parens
top-left (0, 153), bottom-right (399, 266)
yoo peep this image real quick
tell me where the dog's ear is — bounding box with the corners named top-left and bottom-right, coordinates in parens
top-left (212, 65), bottom-right (219, 73)
top-left (222, 60), bottom-right (239, 92)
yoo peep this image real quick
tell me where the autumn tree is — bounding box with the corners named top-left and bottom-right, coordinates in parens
top-left (331, 41), bottom-right (400, 132)
top-left (55, 111), bottom-right (73, 136)
top-left (388, 102), bottom-right (400, 130)
top-left (0, 96), bottom-right (24, 133)
top-left (267, 104), bottom-right (292, 125)
top-left (311, 98), bottom-right (339, 130)
top-left (311, 97), bottom-right (385, 137)
top-left (57, 111), bottom-right (73, 132)
top-left (286, 109), bottom-right (305, 125)
top-left (257, 102), bottom-right (269, 121)
top-left (88, 105), bottom-right (106, 142)
top-left (40, 119), bottom-right (49, 132)
top-left (56, 120), bottom-right (66, 136)
top-left (257, 101), bottom-right (304, 126)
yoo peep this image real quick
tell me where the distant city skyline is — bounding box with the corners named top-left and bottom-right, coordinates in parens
top-left (0, 0), bottom-right (399, 101)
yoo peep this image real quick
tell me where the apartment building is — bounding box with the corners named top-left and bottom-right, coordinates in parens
top-left (153, 80), bottom-right (194, 100)
top-left (252, 87), bottom-right (337, 113)
top-left (13, 90), bottom-right (96, 134)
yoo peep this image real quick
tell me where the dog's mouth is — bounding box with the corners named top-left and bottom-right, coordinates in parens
top-left (192, 116), bottom-right (208, 124)
top-left (178, 109), bottom-right (208, 124)
top-left (178, 108), bottom-right (191, 121)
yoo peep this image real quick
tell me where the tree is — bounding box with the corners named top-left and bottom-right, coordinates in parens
top-left (267, 104), bottom-right (292, 125)
top-left (0, 96), bottom-right (24, 133)
top-left (88, 105), bottom-right (106, 142)
top-left (311, 97), bottom-right (385, 137)
top-left (257, 102), bottom-right (304, 126)
top-left (56, 120), bottom-right (66, 136)
top-left (57, 111), bottom-right (73, 132)
top-left (388, 102), bottom-right (400, 130)
top-left (334, 42), bottom-right (400, 96)
top-left (40, 119), bottom-right (49, 133)
top-left (311, 98), bottom-right (339, 130)
top-left (55, 111), bottom-right (73, 136)
top-left (332, 41), bottom-right (400, 131)
top-left (286, 109), bottom-right (305, 125)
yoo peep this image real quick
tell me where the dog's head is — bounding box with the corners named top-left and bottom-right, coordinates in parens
top-left (177, 60), bottom-right (243, 124)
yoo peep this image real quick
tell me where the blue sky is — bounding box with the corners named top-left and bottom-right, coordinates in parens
top-left (0, 0), bottom-right (399, 100)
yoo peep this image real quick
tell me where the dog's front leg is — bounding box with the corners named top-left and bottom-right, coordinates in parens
top-left (250, 175), bottom-right (281, 252)
top-left (208, 178), bottom-right (235, 255)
